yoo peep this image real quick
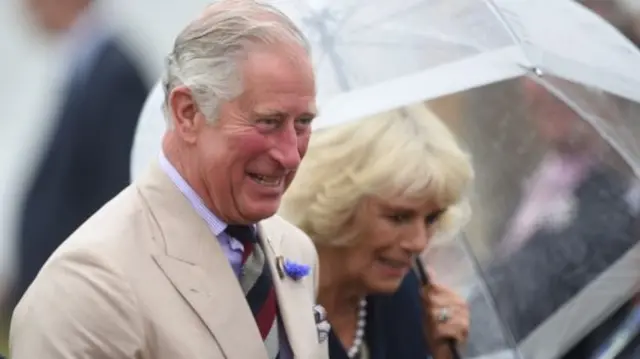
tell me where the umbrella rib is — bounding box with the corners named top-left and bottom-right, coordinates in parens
top-left (538, 78), bottom-right (640, 178)
top-left (343, 0), bottom-right (429, 35)
top-left (314, 49), bottom-right (329, 71)
top-left (484, 0), bottom-right (524, 45)
top-left (457, 233), bottom-right (524, 352)
top-left (336, 31), bottom-right (485, 51)
top-left (336, 40), bottom-right (431, 50)
top-left (406, 31), bottom-right (486, 50)
top-left (334, 0), bottom-right (369, 34)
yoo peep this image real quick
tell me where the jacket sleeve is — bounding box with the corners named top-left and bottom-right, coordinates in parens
top-left (10, 248), bottom-right (145, 359)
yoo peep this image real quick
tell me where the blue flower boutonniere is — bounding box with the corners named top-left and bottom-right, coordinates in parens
top-left (276, 256), bottom-right (310, 281)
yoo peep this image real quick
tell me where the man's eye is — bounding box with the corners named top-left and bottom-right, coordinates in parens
top-left (296, 117), bottom-right (314, 125)
top-left (256, 118), bottom-right (280, 128)
top-left (294, 117), bottom-right (314, 130)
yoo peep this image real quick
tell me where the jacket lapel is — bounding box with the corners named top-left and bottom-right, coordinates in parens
top-left (259, 220), bottom-right (318, 358)
top-left (137, 163), bottom-right (269, 359)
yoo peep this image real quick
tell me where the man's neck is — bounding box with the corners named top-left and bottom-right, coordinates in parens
top-left (162, 137), bottom-right (216, 215)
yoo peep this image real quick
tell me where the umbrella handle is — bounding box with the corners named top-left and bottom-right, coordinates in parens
top-left (414, 257), bottom-right (462, 359)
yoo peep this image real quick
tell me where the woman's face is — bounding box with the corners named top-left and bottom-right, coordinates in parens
top-left (343, 196), bottom-right (445, 294)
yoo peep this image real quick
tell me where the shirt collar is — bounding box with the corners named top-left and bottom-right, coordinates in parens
top-left (158, 151), bottom-right (228, 236)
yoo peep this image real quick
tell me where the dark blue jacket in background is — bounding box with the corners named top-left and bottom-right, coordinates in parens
top-left (14, 37), bottom-right (148, 304)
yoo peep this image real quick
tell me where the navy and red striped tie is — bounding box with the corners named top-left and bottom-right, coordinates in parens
top-left (225, 225), bottom-right (280, 358)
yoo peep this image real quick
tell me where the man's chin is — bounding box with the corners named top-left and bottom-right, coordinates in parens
top-left (239, 200), bottom-right (281, 222)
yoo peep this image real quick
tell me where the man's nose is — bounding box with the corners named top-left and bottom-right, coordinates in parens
top-left (271, 126), bottom-right (302, 170)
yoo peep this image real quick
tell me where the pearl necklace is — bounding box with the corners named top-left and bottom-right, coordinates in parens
top-left (347, 298), bottom-right (367, 359)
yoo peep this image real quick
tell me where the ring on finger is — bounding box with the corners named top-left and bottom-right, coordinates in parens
top-left (436, 307), bottom-right (452, 323)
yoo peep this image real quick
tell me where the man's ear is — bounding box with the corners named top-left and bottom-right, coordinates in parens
top-left (168, 85), bottom-right (203, 144)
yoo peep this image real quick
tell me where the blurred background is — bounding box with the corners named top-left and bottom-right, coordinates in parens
top-left (1, 0), bottom-right (639, 356)
top-left (0, 0), bottom-right (218, 352)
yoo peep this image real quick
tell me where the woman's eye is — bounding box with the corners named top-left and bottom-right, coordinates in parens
top-left (425, 209), bottom-right (445, 224)
top-left (388, 213), bottom-right (412, 223)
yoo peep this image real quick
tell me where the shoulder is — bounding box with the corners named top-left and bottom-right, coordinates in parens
top-left (42, 185), bottom-right (148, 274)
top-left (50, 186), bottom-right (152, 272)
top-left (579, 168), bottom-right (633, 207)
top-left (10, 226), bottom-right (145, 357)
top-left (261, 215), bottom-right (319, 295)
top-left (262, 214), bottom-right (317, 255)
top-left (10, 188), bottom-right (150, 357)
top-left (98, 38), bottom-right (142, 73)
top-left (90, 37), bottom-right (147, 93)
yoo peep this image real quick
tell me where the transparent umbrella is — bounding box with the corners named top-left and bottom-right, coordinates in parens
top-left (306, 1), bottom-right (640, 358)
top-left (130, 1), bottom-right (640, 358)
top-left (131, 0), bottom-right (516, 173)
top-left (273, 0), bottom-right (516, 104)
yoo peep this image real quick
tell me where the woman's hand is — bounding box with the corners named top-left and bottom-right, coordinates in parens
top-left (420, 272), bottom-right (469, 359)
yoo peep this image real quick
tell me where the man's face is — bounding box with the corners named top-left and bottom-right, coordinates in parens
top-left (25, 0), bottom-right (77, 33)
top-left (522, 78), bottom-right (591, 151)
top-left (195, 44), bottom-right (316, 224)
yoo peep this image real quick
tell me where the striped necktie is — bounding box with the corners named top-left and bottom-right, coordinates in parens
top-left (225, 225), bottom-right (280, 358)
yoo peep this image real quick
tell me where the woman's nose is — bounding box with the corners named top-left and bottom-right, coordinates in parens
top-left (401, 223), bottom-right (432, 253)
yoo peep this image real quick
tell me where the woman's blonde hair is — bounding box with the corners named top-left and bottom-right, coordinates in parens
top-left (279, 104), bottom-right (475, 247)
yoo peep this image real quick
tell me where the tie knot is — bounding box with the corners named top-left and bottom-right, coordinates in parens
top-left (225, 225), bottom-right (257, 244)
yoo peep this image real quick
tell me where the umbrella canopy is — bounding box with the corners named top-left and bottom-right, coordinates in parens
top-left (131, 0), bottom-right (640, 178)
top-left (129, 1), bottom-right (640, 358)
top-left (306, 1), bottom-right (640, 358)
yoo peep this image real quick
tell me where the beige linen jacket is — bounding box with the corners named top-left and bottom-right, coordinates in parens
top-left (10, 163), bottom-right (327, 359)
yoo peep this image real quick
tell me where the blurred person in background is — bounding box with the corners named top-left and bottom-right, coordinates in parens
top-left (466, 78), bottom-right (640, 358)
top-left (279, 104), bottom-right (474, 359)
top-left (11, 0), bottom-right (148, 305)
top-left (10, 1), bottom-right (326, 358)
top-left (581, 0), bottom-right (640, 46)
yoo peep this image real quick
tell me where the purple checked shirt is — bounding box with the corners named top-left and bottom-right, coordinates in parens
top-left (159, 153), bottom-right (292, 358)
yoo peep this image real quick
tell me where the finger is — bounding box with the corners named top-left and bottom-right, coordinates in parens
top-left (426, 266), bottom-right (438, 282)
top-left (421, 283), bottom-right (450, 301)
top-left (424, 283), bottom-right (466, 304)
top-left (431, 319), bottom-right (469, 344)
top-left (431, 326), bottom-right (465, 344)
top-left (426, 291), bottom-right (467, 311)
top-left (428, 282), bottom-right (464, 297)
top-left (429, 306), bottom-right (466, 326)
top-left (429, 308), bottom-right (470, 339)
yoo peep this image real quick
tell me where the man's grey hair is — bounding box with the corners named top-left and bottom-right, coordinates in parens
top-left (162, 0), bottom-right (311, 127)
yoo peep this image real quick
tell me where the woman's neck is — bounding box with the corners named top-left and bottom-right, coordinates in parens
top-left (317, 247), bottom-right (369, 352)
top-left (317, 247), bottom-right (365, 317)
